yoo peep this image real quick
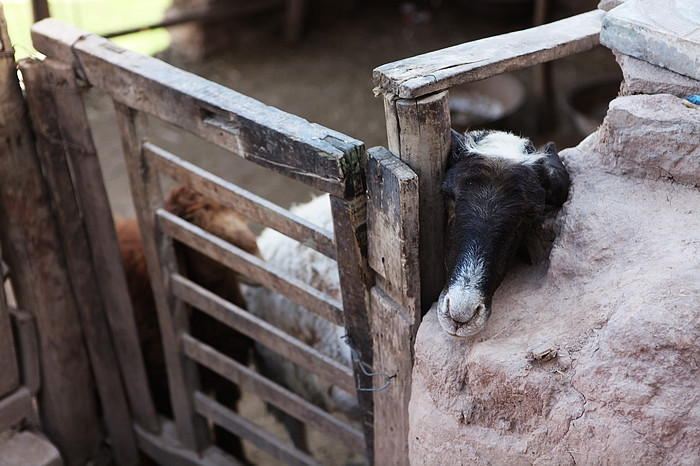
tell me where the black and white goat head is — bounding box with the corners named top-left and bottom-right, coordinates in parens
top-left (437, 129), bottom-right (570, 338)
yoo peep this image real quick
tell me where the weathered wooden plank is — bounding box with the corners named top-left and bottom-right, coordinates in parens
top-left (0, 13), bottom-right (104, 462)
top-left (8, 307), bottom-right (41, 395)
top-left (134, 420), bottom-right (242, 466)
top-left (31, 19), bottom-right (365, 198)
top-left (366, 146), bottom-right (420, 319)
top-left (39, 58), bottom-right (161, 434)
top-left (193, 392), bottom-right (322, 466)
top-left (373, 9), bottom-right (604, 99)
top-left (171, 274), bottom-right (355, 394)
top-left (370, 288), bottom-right (418, 466)
top-left (366, 147), bottom-right (420, 466)
top-left (392, 91), bottom-right (450, 314)
top-left (0, 387), bottom-right (32, 433)
top-left (113, 101), bottom-right (210, 451)
top-left (329, 195), bottom-right (375, 459)
top-left (184, 335), bottom-right (366, 456)
top-left (21, 58), bottom-right (140, 464)
top-left (157, 209), bottom-right (345, 326)
top-left (145, 142), bottom-right (336, 260)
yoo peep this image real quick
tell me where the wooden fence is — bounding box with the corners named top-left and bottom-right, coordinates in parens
top-left (0, 7), bottom-right (606, 466)
top-left (4, 14), bottom-right (417, 466)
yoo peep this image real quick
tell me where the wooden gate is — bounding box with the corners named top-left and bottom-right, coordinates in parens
top-left (22, 17), bottom-right (388, 465)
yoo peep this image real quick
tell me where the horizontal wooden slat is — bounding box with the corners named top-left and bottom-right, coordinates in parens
top-left (373, 9), bottom-right (604, 98)
top-left (184, 336), bottom-right (366, 456)
top-left (171, 274), bottom-right (355, 394)
top-left (134, 419), bottom-right (242, 466)
top-left (193, 392), bottom-right (322, 466)
top-left (158, 209), bottom-right (344, 325)
top-left (31, 19), bottom-right (365, 198)
top-left (144, 142), bottom-right (336, 260)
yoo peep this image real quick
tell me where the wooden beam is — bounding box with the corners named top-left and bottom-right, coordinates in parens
top-left (145, 142), bottom-right (336, 259)
top-left (31, 19), bottom-right (365, 198)
top-left (387, 91), bottom-right (450, 314)
top-left (330, 195), bottom-right (375, 460)
top-left (171, 274), bottom-right (355, 394)
top-left (20, 58), bottom-right (140, 465)
top-left (373, 9), bottom-right (604, 99)
top-left (113, 102), bottom-right (210, 452)
top-left (366, 147), bottom-right (420, 465)
top-left (0, 11), bottom-right (104, 462)
top-left (157, 209), bottom-right (345, 326)
top-left (39, 59), bottom-right (161, 434)
top-left (184, 336), bottom-right (366, 455)
top-left (193, 393), bottom-right (322, 466)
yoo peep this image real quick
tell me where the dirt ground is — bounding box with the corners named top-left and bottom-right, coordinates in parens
top-left (82, 1), bottom-right (621, 463)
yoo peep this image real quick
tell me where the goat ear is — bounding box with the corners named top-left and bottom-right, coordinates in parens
top-left (449, 129), bottom-right (467, 165)
top-left (538, 142), bottom-right (571, 209)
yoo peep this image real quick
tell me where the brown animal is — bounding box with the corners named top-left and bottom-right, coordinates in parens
top-left (116, 185), bottom-right (260, 460)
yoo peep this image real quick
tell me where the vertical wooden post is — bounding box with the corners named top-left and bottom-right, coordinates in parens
top-left (20, 58), bottom-right (140, 465)
top-left (113, 102), bottom-right (210, 452)
top-left (40, 58), bottom-right (161, 435)
top-left (366, 147), bottom-right (420, 466)
top-left (0, 7), bottom-right (104, 464)
top-left (330, 194), bottom-right (375, 460)
top-left (384, 90), bottom-right (451, 314)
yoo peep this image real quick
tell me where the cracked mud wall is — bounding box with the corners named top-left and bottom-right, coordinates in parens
top-left (408, 92), bottom-right (700, 464)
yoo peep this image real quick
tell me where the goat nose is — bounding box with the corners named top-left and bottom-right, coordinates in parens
top-left (446, 297), bottom-right (485, 323)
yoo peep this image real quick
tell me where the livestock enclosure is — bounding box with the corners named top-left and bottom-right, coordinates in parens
top-left (0, 5), bottom-right (609, 465)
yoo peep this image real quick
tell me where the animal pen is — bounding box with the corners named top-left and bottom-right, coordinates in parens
top-left (0, 6), bottom-right (605, 465)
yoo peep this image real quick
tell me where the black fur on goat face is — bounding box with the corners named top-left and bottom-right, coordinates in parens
top-left (438, 129), bottom-right (570, 338)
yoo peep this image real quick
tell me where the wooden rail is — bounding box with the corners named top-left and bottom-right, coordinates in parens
top-left (145, 142), bottom-right (337, 259)
top-left (374, 9), bottom-right (605, 99)
top-left (171, 274), bottom-right (355, 394)
top-left (157, 209), bottom-right (345, 326)
top-left (183, 335), bottom-right (366, 455)
top-left (31, 18), bottom-right (365, 199)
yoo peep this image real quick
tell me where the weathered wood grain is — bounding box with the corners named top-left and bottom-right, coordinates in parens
top-left (193, 392), bottom-right (322, 466)
top-left (366, 146), bottom-right (420, 317)
top-left (0, 15), bottom-right (104, 462)
top-left (31, 19), bottom-right (365, 198)
top-left (370, 288), bottom-right (418, 466)
top-left (21, 58), bottom-right (140, 464)
top-left (158, 209), bottom-right (345, 326)
top-left (171, 274), bottom-right (355, 394)
top-left (145, 142), bottom-right (336, 260)
top-left (366, 147), bottom-right (420, 466)
top-left (184, 335), bottom-right (366, 455)
top-left (114, 102), bottom-right (210, 452)
top-left (391, 91), bottom-right (450, 314)
top-left (39, 58), bottom-right (160, 434)
top-left (373, 9), bottom-right (604, 99)
top-left (330, 195), bottom-right (375, 459)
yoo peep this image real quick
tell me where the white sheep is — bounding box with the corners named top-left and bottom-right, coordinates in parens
top-left (244, 194), bottom-right (359, 450)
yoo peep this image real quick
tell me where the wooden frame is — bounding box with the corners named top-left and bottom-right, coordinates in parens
top-left (30, 17), bottom-right (373, 465)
